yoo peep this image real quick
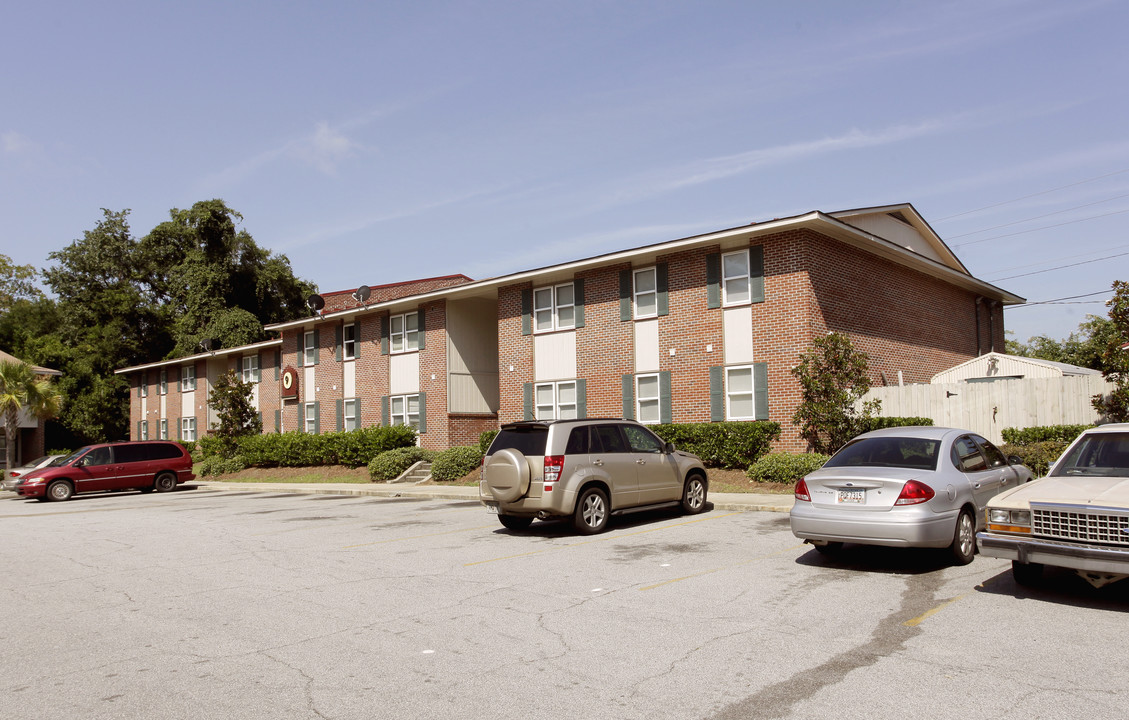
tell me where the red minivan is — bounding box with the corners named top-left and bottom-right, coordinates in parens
top-left (14, 441), bottom-right (196, 501)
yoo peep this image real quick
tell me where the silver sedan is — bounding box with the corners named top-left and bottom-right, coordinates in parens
top-left (789, 427), bottom-right (1033, 565)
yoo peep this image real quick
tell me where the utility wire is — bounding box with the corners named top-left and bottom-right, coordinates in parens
top-left (1007, 290), bottom-right (1113, 309)
top-left (937, 167), bottom-right (1129, 221)
top-left (946, 191), bottom-right (1129, 239)
top-left (987, 242), bottom-right (1129, 274)
top-left (951, 207), bottom-right (1129, 248)
top-left (987, 251), bottom-right (1129, 282)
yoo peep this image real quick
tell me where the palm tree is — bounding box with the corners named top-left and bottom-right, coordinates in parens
top-left (0, 359), bottom-right (63, 474)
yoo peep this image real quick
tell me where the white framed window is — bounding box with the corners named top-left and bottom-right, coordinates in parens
top-left (343, 324), bottom-right (357, 360)
top-left (722, 249), bottom-right (751, 306)
top-left (159, 419), bottom-right (168, 440)
top-left (181, 366), bottom-right (196, 392)
top-left (180, 417), bottom-right (197, 441)
top-left (159, 369), bottom-right (168, 395)
top-left (726, 365), bottom-right (755, 420)
top-left (390, 394), bottom-right (420, 430)
top-left (242, 355), bottom-right (260, 384)
top-left (633, 267), bottom-right (657, 319)
top-left (344, 399), bottom-right (359, 431)
top-left (303, 331), bottom-right (317, 366)
top-left (533, 283), bottom-right (575, 332)
top-left (635, 374), bottom-right (660, 424)
top-left (139, 377), bottom-right (147, 398)
top-left (139, 423), bottom-right (149, 440)
top-left (535, 381), bottom-right (577, 421)
top-left (304, 402), bottom-right (318, 433)
top-left (390, 312), bottom-right (419, 353)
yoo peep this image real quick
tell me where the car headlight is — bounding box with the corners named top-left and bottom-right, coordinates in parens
top-left (22, 476), bottom-right (45, 486)
top-left (987, 508), bottom-right (1031, 533)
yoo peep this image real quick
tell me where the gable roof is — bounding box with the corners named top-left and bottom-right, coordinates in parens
top-left (0, 349), bottom-right (62, 377)
top-left (931, 351), bottom-right (1101, 383)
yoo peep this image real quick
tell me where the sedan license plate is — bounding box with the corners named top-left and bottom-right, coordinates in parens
top-left (485, 503), bottom-right (499, 514)
top-left (837, 488), bottom-right (865, 504)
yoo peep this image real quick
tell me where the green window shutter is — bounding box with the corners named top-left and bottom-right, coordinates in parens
top-left (576, 378), bottom-right (587, 418)
top-left (659, 371), bottom-right (672, 425)
top-left (275, 349), bottom-right (281, 380)
top-left (417, 309), bottom-right (426, 350)
top-left (709, 366), bottom-right (725, 421)
top-left (381, 396), bottom-right (390, 426)
top-left (750, 245), bottom-right (765, 303)
top-left (312, 329), bottom-right (320, 365)
top-left (336, 398), bottom-right (344, 432)
top-left (418, 392), bottom-right (427, 434)
top-left (656, 263), bottom-right (669, 317)
top-left (356, 398), bottom-right (362, 428)
top-left (574, 279), bottom-right (585, 328)
top-left (622, 374), bottom-right (634, 420)
top-left (706, 253), bottom-right (721, 309)
top-left (274, 409), bottom-right (281, 433)
top-left (523, 383), bottom-right (533, 421)
top-left (297, 335), bottom-right (304, 367)
top-left (256, 412), bottom-right (263, 431)
top-left (521, 289), bottom-right (533, 336)
top-left (753, 362), bottom-right (769, 421)
top-left (353, 323), bottom-right (361, 358)
top-left (335, 325), bottom-right (342, 362)
top-left (619, 269), bottom-right (632, 321)
top-left (380, 316), bottom-right (390, 355)
top-left (312, 401), bottom-right (320, 435)
top-left (176, 417), bottom-right (183, 440)
top-left (300, 403), bottom-right (306, 433)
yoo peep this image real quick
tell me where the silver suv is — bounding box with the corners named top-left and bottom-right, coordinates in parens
top-left (480, 419), bottom-right (709, 534)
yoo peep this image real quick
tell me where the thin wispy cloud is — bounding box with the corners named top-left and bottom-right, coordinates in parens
top-left (2, 131), bottom-right (38, 155)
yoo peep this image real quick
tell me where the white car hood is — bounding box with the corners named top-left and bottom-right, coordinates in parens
top-left (991, 475), bottom-right (1129, 510)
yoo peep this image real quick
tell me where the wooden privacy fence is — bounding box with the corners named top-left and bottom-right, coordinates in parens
top-left (858, 375), bottom-right (1115, 445)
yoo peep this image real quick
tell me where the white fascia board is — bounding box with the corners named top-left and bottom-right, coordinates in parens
top-left (114, 338), bottom-right (284, 375)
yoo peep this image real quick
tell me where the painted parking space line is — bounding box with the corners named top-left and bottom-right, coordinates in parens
top-left (903, 594), bottom-right (966, 627)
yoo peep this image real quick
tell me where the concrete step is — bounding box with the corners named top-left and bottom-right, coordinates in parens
top-left (391, 461), bottom-right (432, 484)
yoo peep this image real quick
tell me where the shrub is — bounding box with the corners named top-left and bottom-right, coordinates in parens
top-left (431, 446), bottom-right (483, 481)
top-left (368, 447), bottom-right (437, 482)
top-left (479, 430), bottom-right (499, 454)
top-left (861, 417), bottom-right (934, 432)
top-left (232, 426), bottom-right (417, 468)
top-left (650, 422), bottom-right (781, 469)
top-left (199, 455), bottom-right (247, 477)
top-left (1000, 441), bottom-right (1069, 477)
top-left (1001, 425), bottom-right (1093, 446)
top-left (746, 452), bottom-right (831, 484)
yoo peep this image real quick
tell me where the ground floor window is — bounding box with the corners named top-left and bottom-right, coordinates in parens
top-left (635, 374), bottom-right (660, 424)
top-left (535, 380), bottom-right (577, 420)
top-left (344, 399), bottom-right (359, 431)
top-left (159, 419), bottom-right (168, 440)
top-left (139, 422), bottom-right (149, 441)
top-left (180, 417), bottom-right (197, 442)
top-left (390, 395), bottom-right (420, 430)
top-left (304, 402), bottom-right (318, 434)
top-left (726, 365), bottom-right (755, 420)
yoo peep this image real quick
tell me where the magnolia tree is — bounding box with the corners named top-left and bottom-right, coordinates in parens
top-left (1092, 280), bottom-right (1129, 422)
top-left (207, 370), bottom-right (262, 457)
top-left (0, 360), bottom-right (62, 473)
top-left (791, 332), bottom-right (880, 455)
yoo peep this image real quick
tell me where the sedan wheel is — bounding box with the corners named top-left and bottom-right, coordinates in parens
top-left (949, 509), bottom-right (976, 565)
top-left (573, 487), bottom-right (609, 535)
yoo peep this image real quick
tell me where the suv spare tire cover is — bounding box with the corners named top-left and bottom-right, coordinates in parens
top-left (485, 448), bottom-right (531, 503)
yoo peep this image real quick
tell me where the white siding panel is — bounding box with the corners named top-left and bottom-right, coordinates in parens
top-left (181, 390), bottom-right (194, 417)
top-left (344, 361), bottom-right (356, 398)
top-left (724, 306), bottom-right (754, 365)
top-left (534, 331), bottom-right (576, 381)
top-left (390, 353), bottom-right (420, 395)
top-left (838, 213), bottom-right (944, 263)
top-left (634, 319), bottom-right (659, 373)
top-left (304, 366), bottom-right (317, 399)
top-left (447, 298), bottom-right (500, 413)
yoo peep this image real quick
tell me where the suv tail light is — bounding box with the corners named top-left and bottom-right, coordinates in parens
top-left (543, 455), bottom-right (564, 486)
top-left (894, 480), bottom-right (935, 505)
top-left (794, 478), bottom-right (811, 502)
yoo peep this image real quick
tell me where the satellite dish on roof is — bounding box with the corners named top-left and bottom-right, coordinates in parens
top-left (353, 285), bottom-right (371, 303)
top-left (307, 294), bottom-right (325, 312)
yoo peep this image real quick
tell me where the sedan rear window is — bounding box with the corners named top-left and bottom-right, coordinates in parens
top-left (823, 437), bottom-right (940, 471)
top-left (488, 426), bottom-right (549, 457)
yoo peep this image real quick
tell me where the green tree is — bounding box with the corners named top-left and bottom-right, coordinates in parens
top-left (207, 370), bottom-right (263, 457)
top-left (1007, 315), bottom-right (1118, 372)
top-left (0, 359), bottom-right (63, 472)
top-left (0, 254), bottom-right (42, 312)
top-left (1092, 280), bottom-right (1129, 422)
top-left (791, 332), bottom-right (881, 454)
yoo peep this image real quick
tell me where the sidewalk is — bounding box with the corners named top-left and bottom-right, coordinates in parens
top-left (194, 481), bottom-right (795, 513)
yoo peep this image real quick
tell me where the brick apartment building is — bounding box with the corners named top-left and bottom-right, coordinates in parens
top-left (116, 203), bottom-right (1023, 452)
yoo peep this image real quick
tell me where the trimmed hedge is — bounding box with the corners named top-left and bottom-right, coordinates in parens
top-left (1001, 425), bottom-right (1092, 446)
top-left (861, 417), bottom-right (934, 431)
top-left (650, 422), bottom-right (781, 469)
top-left (746, 452), bottom-right (831, 484)
top-left (479, 430), bottom-right (499, 454)
top-left (368, 447), bottom-right (437, 482)
top-left (431, 446), bottom-right (483, 481)
top-left (199, 455), bottom-right (247, 477)
top-left (197, 426), bottom-right (418, 469)
top-left (1000, 441), bottom-right (1068, 478)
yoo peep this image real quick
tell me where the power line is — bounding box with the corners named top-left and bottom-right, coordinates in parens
top-left (986, 242), bottom-right (1129, 274)
top-left (937, 167), bottom-right (1129, 221)
top-left (1006, 290), bottom-right (1113, 309)
top-left (946, 191), bottom-right (1129, 240)
top-left (987, 251), bottom-right (1129, 281)
top-left (951, 207), bottom-right (1129, 248)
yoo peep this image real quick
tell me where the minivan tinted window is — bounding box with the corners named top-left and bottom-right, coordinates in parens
top-left (488, 426), bottom-right (549, 457)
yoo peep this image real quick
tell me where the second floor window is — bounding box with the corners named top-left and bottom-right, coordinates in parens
top-left (633, 268), bottom-right (657, 319)
top-left (181, 366), bottom-right (196, 392)
top-left (533, 283), bottom-right (575, 332)
top-left (139, 377), bottom-right (148, 398)
top-left (303, 331), bottom-right (317, 366)
top-left (159, 370), bottom-right (168, 395)
top-left (343, 324), bottom-right (357, 360)
top-left (242, 355), bottom-right (260, 383)
top-left (390, 312), bottom-right (419, 353)
top-left (723, 249), bottom-right (751, 306)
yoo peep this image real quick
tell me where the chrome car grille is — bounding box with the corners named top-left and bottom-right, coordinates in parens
top-left (1032, 505), bottom-right (1129, 547)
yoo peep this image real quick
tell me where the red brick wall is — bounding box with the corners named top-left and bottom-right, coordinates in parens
top-left (419, 300), bottom-right (449, 450)
top-left (576, 264), bottom-right (636, 419)
top-left (448, 415), bottom-right (498, 448)
top-left (320, 275), bottom-right (473, 313)
top-left (498, 283), bottom-right (534, 423)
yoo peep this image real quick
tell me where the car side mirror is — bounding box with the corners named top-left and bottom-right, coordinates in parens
top-left (1007, 455), bottom-right (1024, 466)
top-left (664, 442), bottom-right (676, 454)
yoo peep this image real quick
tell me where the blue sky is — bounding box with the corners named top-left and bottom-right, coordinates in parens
top-left (2, 0), bottom-right (1126, 345)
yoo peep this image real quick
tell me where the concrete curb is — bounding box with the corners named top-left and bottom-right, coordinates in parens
top-left (193, 481), bottom-right (795, 512)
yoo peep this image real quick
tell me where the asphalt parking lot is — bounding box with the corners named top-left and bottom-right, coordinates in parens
top-left (2, 485), bottom-right (1126, 719)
